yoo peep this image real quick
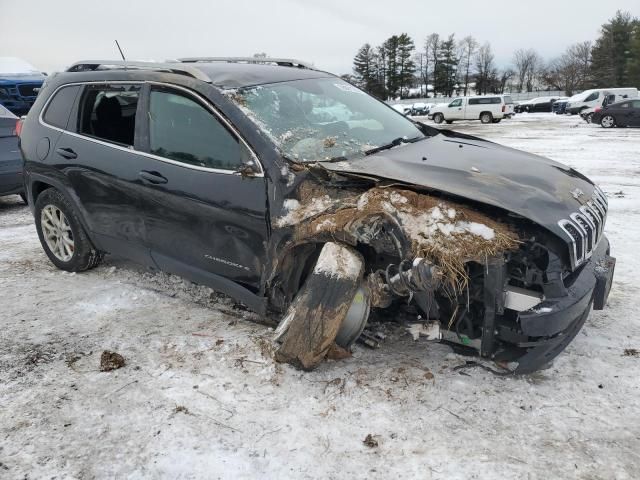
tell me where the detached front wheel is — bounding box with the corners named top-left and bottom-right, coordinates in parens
top-left (35, 188), bottom-right (103, 272)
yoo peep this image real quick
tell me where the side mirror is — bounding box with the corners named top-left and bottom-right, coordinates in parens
top-left (236, 162), bottom-right (261, 177)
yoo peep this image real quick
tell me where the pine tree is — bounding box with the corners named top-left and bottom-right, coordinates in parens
top-left (396, 33), bottom-right (416, 98)
top-left (628, 25), bottom-right (640, 86)
top-left (383, 36), bottom-right (400, 98)
top-left (353, 43), bottom-right (378, 93)
top-left (435, 34), bottom-right (458, 97)
top-left (590, 11), bottom-right (638, 87)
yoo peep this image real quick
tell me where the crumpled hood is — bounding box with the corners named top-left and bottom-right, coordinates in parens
top-left (319, 132), bottom-right (598, 244)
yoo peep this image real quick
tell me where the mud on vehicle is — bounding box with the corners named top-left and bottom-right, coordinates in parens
top-left (19, 58), bottom-right (615, 374)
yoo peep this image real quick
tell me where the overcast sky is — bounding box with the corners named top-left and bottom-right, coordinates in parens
top-left (2, 0), bottom-right (639, 75)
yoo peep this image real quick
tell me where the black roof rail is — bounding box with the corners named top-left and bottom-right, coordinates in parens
top-left (177, 57), bottom-right (314, 70)
top-left (65, 60), bottom-right (212, 82)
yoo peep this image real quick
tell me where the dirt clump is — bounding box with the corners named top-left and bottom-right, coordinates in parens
top-left (100, 351), bottom-right (126, 372)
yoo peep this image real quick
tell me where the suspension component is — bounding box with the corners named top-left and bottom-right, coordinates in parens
top-left (384, 258), bottom-right (442, 296)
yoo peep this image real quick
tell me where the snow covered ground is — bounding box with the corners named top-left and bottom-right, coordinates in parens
top-left (1, 113), bottom-right (639, 479)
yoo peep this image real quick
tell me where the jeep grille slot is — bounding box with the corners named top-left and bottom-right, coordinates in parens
top-left (558, 187), bottom-right (608, 270)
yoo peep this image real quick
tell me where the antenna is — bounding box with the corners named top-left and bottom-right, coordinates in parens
top-left (115, 40), bottom-right (126, 68)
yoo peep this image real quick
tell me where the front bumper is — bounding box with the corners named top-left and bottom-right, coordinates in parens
top-left (498, 236), bottom-right (614, 373)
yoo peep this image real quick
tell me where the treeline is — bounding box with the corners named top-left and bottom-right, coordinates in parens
top-left (348, 10), bottom-right (640, 99)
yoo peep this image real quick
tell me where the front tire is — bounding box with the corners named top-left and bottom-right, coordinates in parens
top-left (433, 113), bottom-right (444, 124)
top-left (34, 188), bottom-right (103, 272)
top-left (600, 115), bottom-right (616, 128)
top-left (480, 112), bottom-right (493, 124)
top-left (586, 113), bottom-right (594, 124)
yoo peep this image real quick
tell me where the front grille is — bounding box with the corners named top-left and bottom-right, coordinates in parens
top-left (558, 186), bottom-right (608, 270)
top-left (17, 84), bottom-right (39, 97)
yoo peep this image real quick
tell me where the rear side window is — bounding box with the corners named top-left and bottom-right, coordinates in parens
top-left (43, 85), bottom-right (81, 129)
top-left (468, 97), bottom-right (501, 105)
top-left (78, 84), bottom-right (140, 146)
top-left (148, 88), bottom-right (242, 170)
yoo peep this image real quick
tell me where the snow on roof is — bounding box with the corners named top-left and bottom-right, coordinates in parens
top-left (0, 57), bottom-right (40, 75)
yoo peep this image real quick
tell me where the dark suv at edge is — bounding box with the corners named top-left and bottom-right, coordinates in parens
top-left (19, 58), bottom-right (615, 374)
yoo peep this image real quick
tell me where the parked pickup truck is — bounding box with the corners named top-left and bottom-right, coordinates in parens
top-left (428, 95), bottom-right (514, 124)
top-left (0, 57), bottom-right (46, 116)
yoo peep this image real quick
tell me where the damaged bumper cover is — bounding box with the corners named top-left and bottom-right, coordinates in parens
top-left (494, 236), bottom-right (615, 374)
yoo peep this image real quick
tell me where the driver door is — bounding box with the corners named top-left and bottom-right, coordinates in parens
top-left (138, 84), bottom-right (269, 291)
top-left (447, 98), bottom-right (465, 120)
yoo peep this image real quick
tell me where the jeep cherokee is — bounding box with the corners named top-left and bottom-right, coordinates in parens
top-left (19, 58), bottom-right (615, 373)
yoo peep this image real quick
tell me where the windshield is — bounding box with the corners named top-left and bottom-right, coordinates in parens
top-left (228, 77), bottom-right (424, 163)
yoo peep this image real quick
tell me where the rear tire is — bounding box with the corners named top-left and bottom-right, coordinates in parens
top-left (492, 118), bottom-right (502, 123)
top-left (19, 193), bottom-right (27, 204)
top-left (600, 115), bottom-right (616, 128)
top-left (480, 112), bottom-right (493, 124)
top-left (433, 113), bottom-right (444, 124)
top-left (34, 188), bottom-right (103, 272)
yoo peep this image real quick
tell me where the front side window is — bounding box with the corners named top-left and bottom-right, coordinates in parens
top-left (585, 92), bottom-right (599, 102)
top-left (449, 99), bottom-right (462, 107)
top-left (149, 88), bottom-right (242, 170)
top-left (230, 77), bottom-right (424, 163)
top-left (631, 100), bottom-right (640, 109)
top-left (43, 85), bottom-right (81, 129)
top-left (78, 84), bottom-right (140, 146)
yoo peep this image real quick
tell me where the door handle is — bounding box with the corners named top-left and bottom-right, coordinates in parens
top-left (139, 170), bottom-right (168, 184)
top-left (55, 147), bottom-right (77, 159)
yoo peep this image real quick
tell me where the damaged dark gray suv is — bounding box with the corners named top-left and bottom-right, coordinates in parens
top-left (19, 58), bottom-right (615, 374)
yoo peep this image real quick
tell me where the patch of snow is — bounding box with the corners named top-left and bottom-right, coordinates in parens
top-left (407, 321), bottom-right (441, 341)
top-left (313, 242), bottom-right (361, 279)
top-left (276, 196), bottom-right (335, 227)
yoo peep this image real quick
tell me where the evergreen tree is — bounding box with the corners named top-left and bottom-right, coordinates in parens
top-left (628, 25), bottom-right (640, 86)
top-left (383, 36), bottom-right (400, 97)
top-left (353, 43), bottom-right (378, 93)
top-left (396, 33), bottom-right (416, 98)
top-left (590, 11), bottom-right (638, 87)
top-left (435, 34), bottom-right (458, 97)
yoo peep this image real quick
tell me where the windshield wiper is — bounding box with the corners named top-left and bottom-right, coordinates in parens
top-left (364, 136), bottom-right (425, 156)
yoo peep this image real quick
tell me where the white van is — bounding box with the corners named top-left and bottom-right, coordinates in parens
top-left (566, 88), bottom-right (638, 114)
top-left (428, 95), bottom-right (514, 124)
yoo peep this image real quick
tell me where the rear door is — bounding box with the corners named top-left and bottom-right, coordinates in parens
top-left (52, 82), bottom-right (152, 264)
top-left (138, 83), bottom-right (269, 290)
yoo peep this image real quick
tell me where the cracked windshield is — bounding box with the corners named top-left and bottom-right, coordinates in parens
top-left (233, 77), bottom-right (425, 162)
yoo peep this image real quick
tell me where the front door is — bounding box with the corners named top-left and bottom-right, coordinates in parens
top-left (447, 98), bottom-right (465, 120)
top-left (628, 100), bottom-right (640, 126)
top-left (138, 84), bottom-right (269, 292)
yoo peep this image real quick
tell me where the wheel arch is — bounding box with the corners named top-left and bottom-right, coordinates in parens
top-left (28, 175), bottom-right (95, 245)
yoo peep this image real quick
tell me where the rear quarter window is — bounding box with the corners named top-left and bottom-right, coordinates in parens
top-left (468, 97), bottom-right (501, 105)
top-left (42, 85), bottom-right (81, 129)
